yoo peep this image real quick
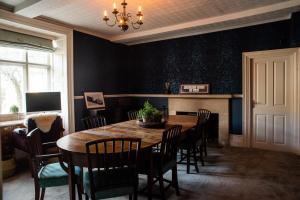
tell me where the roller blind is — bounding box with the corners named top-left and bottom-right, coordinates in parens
top-left (0, 29), bottom-right (54, 52)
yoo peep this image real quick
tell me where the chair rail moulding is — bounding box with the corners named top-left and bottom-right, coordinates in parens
top-left (242, 48), bottom-right (300, 155)
top-left (73, 94), bottom-right (239, 99)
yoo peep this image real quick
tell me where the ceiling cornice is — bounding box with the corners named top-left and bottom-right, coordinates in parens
top-left (35, 16), bottom-right (112, 41)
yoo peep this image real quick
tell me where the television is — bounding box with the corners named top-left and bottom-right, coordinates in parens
top-left (26, 92), bottom-right (61, 112)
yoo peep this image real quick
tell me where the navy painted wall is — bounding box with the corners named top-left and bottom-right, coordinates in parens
top-left (73, 12), bottom-right (300, 133)
top-left (126, 20), bottom-right (290, 94)
top-left (73, 31), bottom-right (129, 130)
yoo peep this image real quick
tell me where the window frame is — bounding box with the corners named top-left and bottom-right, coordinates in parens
top-left (0, 47), bottom-right (52, 116)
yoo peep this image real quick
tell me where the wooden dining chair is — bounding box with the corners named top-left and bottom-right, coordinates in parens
top-left (127, 110), bottom-right (140, 120)
top-left (26, 128), bottom-right (82, 200)
top-left (197, 109), bottom-right (211, 156)
top-left (84, 137), bottom-right (141, 200)
top-left (139, 125), bottom-right (182, 200)
top-left (81, 116), bottom-right (107, 129)
top-left (178, 117), bottom-right (205, 173)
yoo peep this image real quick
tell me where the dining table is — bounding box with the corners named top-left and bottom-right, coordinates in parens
top-left (57, 115), bottom-right (198, 200)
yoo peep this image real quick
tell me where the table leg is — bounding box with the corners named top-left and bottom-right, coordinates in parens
top-left (67, 152), bottom-right (76, 200)
top-left (147, 151), bottom-right (153, 200)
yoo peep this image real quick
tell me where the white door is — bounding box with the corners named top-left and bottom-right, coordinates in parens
top-left (251, 51), bottom-right (296, 152)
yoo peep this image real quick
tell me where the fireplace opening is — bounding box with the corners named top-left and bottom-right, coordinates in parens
top-left (176, 111), bottom-right (219, 143)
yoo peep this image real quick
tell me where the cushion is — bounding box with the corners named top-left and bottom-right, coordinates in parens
top-left (38, 162), bottom-right (81, 188)
top-left (83, 167), bottom-right (136, 199)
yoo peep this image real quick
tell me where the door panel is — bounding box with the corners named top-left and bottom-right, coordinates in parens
top-left (255, 114), bottom-right (267, 142)
top-left (255, 62), bottom-right (267, 105)
top-left (252, 54), bottom-right (294, 152)
top-left (273, 60), bottom-right (286, 106)
top-left (273, 115), bottom-right (286, 144)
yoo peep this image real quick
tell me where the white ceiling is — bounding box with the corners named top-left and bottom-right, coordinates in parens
top-left (1, 0), bottom-right (300, 45)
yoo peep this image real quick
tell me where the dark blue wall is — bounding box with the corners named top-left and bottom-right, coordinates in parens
top-left (73, 12), bottom-right (300, 133)
top-left (73, 31), bottom-right (128, 130)
top-left (126, 20), bottom-right (290, 94)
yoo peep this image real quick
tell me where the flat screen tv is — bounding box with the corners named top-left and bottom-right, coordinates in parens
top-left (26, 92), bottom-right (61, 112)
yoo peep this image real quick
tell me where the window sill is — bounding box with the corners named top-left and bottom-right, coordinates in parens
top-left (0, 113), bottom-right (25, 122)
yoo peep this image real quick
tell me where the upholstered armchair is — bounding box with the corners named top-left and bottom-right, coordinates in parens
top-left (12, 115), bottom-right (64, 154)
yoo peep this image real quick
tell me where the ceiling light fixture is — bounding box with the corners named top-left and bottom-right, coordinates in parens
top-left (103, 0), bottom-right (143, 32)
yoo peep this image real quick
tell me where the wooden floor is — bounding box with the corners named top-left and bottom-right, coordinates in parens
top-left (3, 147), bottom-right (300, 200)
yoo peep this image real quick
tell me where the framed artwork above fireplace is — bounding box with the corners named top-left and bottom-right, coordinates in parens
top-left (180, 84), bottom-right (210, 94)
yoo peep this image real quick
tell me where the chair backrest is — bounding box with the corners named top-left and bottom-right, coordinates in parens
top-left (81, 116), bottom-right (107, 129)
top-left (127, 110), bottom-right (140, 120)
top-left (160, 125), bottom-right (182, 163)
top-left (26, 128), bottom-right (44, 179)
top-left (197, 109), bottom-right (211, 123)
top-left (27, 116), bottom-right (64, 143)
top-left (85, 138), bottom-right (141, 198)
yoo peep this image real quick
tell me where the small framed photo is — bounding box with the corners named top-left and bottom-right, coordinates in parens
top-left (84, 92), bottom-right (105, 109)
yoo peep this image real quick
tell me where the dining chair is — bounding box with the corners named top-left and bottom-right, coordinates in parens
top-left (81, 116), bottom-right (107, 129)
top-left (26, 128), bottom-right (82, 200)
top-left (140, 125), bottom-right (182, 200)
top-left (84, 137), bottom-right (141, 200)
top-left (178, 117), bottom-right (205, 173)
top-left (197, 109), bottom-right (211, 156)
top-left (127, 110), bottom-right (140, 120)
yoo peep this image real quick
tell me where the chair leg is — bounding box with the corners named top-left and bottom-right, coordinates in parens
top-left (129, 194), bottom-right (133, 200)
top-left (77, 184), bottom-right (82, 200)
top-left (40, 188), bottom-right (45, 200)
top-left (147, 173), bottom-right (153, 200)
top-left (172, 165), bottom-right (180, 196)
top-left (199, 144), bottom-right (205, 166)
top-left (204, 137), bottom-right (208, 157)
top-left (85, 194), bottom-right (89, 200)
top-left (158, 171), bottom-right (165, 200)
top-left (34, 183), bottom-right (40, 200)
top-left (192, 145), bottom-right (199, 173)
top-left (180, 149), bottom-right (183, 161)
top-left (186, 148), bottom-right (190, 174)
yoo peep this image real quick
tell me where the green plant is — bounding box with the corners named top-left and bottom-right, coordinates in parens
top-left (139, 101), bottom-right (162, 122)
top-left (9, 105), bottom-right (19, 113)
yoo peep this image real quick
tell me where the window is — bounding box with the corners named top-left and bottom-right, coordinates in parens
top-left (0, 46), bottom-right (62, 114)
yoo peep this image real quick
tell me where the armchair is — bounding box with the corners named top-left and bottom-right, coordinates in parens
top-left (12, 115), bottom-right (64, 154)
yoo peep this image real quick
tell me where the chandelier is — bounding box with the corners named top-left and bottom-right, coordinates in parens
top-left (103, 0), bottom-right (143, 32)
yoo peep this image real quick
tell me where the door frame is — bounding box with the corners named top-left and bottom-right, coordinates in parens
top-left (242, 48), bottom-right (300, 154)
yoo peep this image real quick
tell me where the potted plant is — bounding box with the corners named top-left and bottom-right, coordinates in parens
top-left (138, 101), bottom-right (163, 123)
top-left (10, 105), bottom-right (20, 120)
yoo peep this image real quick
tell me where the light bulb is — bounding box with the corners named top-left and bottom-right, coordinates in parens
top-left (104, 10), bottom-right (107, 16)
top-left (139, 16), bottom-right (143, 21)
top-left (113, 2), bottom-right (116, 9)
top-left (138, 6), bottom-right (142, 12)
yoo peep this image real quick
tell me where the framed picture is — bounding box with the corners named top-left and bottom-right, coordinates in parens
top-left (179, 84), bottom-right (210, 94)
top-left (84, 92), bottom-right (105, 109)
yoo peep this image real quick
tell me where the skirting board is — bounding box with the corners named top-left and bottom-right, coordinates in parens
top-left (229, 134), bottom-right (245, 147)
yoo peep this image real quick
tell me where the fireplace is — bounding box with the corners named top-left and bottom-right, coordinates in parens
top-left (168, 96), bottom-right (230, 145)
top-left (176, 111), bottom-right (219, 142)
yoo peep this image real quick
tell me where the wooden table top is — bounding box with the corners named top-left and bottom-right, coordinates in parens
top-left (57, 115), bottom-right (198, 154)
